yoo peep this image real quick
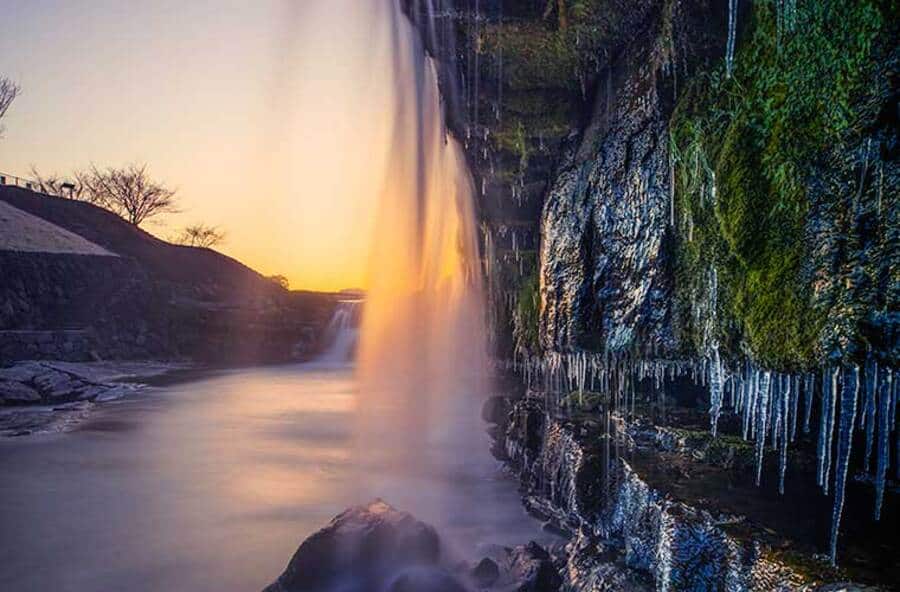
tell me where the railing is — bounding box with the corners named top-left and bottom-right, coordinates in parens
top-left (0, 171), bottom-right (65, 197)
top-left (0, 171), bottom-right (39, 191)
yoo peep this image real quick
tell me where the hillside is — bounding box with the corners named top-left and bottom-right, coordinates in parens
top-left (0, 200), bottom-right (114, 256)
top-left (0, 186), bottom-right (336, 364)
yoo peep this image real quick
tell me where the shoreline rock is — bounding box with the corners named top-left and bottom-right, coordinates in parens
top-left (264, 500), bottom-right (563, 592)
top-left (0, 360), bottom-right (188, 437)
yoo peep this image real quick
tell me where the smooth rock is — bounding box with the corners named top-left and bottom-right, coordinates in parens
top-left (0, 380), bottom-right (42, 404)
top-left (482, 395), bottom-right (509, 425)
top-left (471, 557), bottom-right (500, 587)
top-left (387, 567), bottom-right (468, 592)
top-left (263, 500), bottom-right (441, 592)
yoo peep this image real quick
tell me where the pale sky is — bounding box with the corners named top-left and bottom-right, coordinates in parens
top-left (0, 0), bottom-right (393, 292)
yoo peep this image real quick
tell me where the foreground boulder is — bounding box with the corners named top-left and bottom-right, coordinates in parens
top-left (264, 500), bottom-right (564, 592)
top-left (263, 500), bottom-right (457, 592)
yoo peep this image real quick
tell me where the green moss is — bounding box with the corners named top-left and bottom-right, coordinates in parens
top-left (670, 0), bottom-right (889, 368)
top-left (484, 22), bottom-right (581, 91)
top-left (491, 90), bottom-right (574, 148)
top-left (561, 390), bottom-right (606, 411)
top-left (764, 548), bottom-right (841, 585)
top-left (668, 428), bottom-right (758, 471)
top-left (481, 1), bottom-right (628, 92)
top-left (514, 267), bottom-right (541, 352)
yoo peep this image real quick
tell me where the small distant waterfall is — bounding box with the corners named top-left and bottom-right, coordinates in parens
top-left (318, 300), bottom-right (362, 364)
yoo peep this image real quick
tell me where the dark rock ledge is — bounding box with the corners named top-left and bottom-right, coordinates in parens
top-left (489, 395), bottom-right (888, 592)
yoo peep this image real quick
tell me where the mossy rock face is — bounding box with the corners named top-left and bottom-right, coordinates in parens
top-left (559, 390), bottom-right (607, 411)
top-left (483, 21), bottom-right (582, 92)
top-left (670, 0), bottom-right (896, 368)
top-left (513, 267), bottom-right (541, 352)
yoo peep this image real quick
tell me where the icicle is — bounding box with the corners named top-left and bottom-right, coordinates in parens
top-left (895, 377), bottom-right (899, 481)
top-left (817, 368), bottom-right (831, 487)
top-left (803, 372), bottom-right (815, 434)
top-left (709, 345), bottom-right (724, 437)
top-left (823, 367), bottom-right (840, 495)
top-left (790, 374), bottom-right (799, 441)
top-left (771, 375), bottom-right (782, 449)
top-left (863, 359), bottom-right (878, 472)
top-left (725, 0), bottom-right (738, 78)
top-left (779, 377), bottom-right (790, 494)
top-left (745, 369), bottom-right (758, 440)
top-left (829, 366), bottom-right (859, 566)
top-left (755, 371), bottom-right (771, 486)
top-left (874, 369), bottom-right (892, 521)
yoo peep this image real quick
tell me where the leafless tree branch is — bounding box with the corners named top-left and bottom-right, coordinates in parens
top-left (81, 163), bottom-right (179, 226)
top-left (176, 224), bottom-right (225, 248)
top-left (0, 77), bottom-right (21, 138)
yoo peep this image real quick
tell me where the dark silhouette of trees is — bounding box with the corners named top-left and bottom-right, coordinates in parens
top-left (176, 224), bottom-right (225, 248)
top-left (0, 77), bottom-right (21, 137)
top-left (32, 163), bottom-right (177, 227)
top-left (29, 166), bottom-right (88, 200)
top-left (80, 164), bottom-right (178, 227)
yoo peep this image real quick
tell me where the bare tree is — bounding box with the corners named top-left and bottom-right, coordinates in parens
top-left (0, 77), bottom-right (21, 137)
top-left (176, 224), bottom-right (225, 248)
top-left (29, 166), bottom-right (89, 200)
top-left (82, 163), bottom-right (178, 226)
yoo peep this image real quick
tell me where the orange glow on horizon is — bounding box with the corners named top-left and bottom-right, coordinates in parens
top-left (0, 0), bottom-right (395, 293)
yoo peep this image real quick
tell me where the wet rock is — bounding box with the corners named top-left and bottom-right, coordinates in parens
top-left (471, 557), bottom-right (500, 587)
top-left (538, 24), bottom-right (677, 355)
top-left (387, 567), bottom-right (468, 592)
top-left (0, 361), bottom-right (45, 383)
top-left (501, 396), bottom-right (888, 591)
top-left (0, 362), bottom-right (100, 404)
top-left (0, 379), bottom-right (41, 404)
top-left (33, 368), bottom-right (88, 400)
top-left (482, 395), bottom-right (510, 425)
top-left (504, 542), bottom-right (562, 592)
top-left (263, 500), bottom-right (442, 592)
top-left (814, 584), bottom-right (882, 592)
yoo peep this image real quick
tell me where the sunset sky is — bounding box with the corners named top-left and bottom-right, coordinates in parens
top-left (0, 0), bottom-right (392, 292)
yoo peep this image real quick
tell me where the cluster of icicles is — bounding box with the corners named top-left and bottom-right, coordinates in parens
top-left (506, 349), bottom-right (898, 565)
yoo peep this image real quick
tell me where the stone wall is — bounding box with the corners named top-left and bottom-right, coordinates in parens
top-left (0, 330), bottom-right (95, 363)
top-left (0, 249), bottom-right (334, 365)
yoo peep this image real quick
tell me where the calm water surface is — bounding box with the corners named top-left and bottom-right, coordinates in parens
top-left (0, 364), bottom-right (549, 591)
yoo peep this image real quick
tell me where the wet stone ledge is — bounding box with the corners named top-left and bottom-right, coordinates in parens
top-left (488, 395), bottom-right (891, 591)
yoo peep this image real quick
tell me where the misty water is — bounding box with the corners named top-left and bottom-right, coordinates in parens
top-left (0, 365), bottom-right (551, 592)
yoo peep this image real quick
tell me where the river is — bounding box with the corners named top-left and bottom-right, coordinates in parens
top-left (0, 364), bottom-right (550, 592)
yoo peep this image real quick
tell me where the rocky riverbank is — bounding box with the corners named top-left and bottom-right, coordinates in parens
top-left (0, 360), bottom-right (189, 436)
top-left (483, 387), bottom-right (896, 591)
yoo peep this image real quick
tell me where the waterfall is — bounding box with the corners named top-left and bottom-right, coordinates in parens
top-left (317, 300), bottom-right (362, 364)
top-left (356, 0), bottom-right (488, 466)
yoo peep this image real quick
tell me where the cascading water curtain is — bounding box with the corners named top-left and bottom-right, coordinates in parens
top-left (356, 0), bottom-right (488, 464)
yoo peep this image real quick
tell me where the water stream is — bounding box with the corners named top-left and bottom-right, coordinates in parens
top-left (0, 365), bottom-right (551, 592)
